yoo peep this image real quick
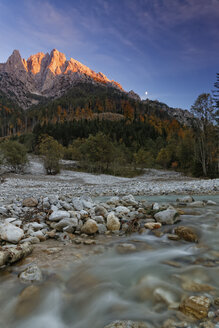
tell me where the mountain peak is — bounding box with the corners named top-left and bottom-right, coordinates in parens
top-left (0, 48), bottom-right (125, 108)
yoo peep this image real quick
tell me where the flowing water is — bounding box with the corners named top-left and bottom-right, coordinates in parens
top-left (0, 195), bottom-right (218, 328)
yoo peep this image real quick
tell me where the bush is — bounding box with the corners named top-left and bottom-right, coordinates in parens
top-left (0, 140), bottom-right (28, 173)
top-left (39, 135), bottom-right (63, 175)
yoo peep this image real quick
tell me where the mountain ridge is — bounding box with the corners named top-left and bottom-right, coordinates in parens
top-left (0, 49), bottom-right (126, 109)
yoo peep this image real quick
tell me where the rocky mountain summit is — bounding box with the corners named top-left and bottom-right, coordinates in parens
top-left (0, 49), bottom-right (124, 109)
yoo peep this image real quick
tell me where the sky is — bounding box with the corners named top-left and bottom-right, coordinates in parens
top-left (0, 0), bottom-right (218, 109)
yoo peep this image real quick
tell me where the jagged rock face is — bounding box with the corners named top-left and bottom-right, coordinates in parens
top-left (0, 49), bottom-right (124, 109)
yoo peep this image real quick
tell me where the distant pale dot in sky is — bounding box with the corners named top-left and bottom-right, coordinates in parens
top-left (145, 91), bottom-right (148, 95)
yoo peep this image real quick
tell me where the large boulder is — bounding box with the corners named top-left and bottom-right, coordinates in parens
top-left (81, 219), bottom-right (98, 235)
top-left (0, 223), bottom-right (24, 243)
top-left (22, 197), bottom-right (38, 207)
top-left (154, 209), bottom-right (179, 225)
top-left (49, 210), bottom-right (70, 222)
top-left (107, 213), bottom-right (120, 231)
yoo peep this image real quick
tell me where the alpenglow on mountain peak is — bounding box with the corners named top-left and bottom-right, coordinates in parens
top-left (0, 49), bottom-right (124, 109)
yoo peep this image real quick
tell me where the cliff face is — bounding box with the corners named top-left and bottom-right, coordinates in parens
top-left (0, 49), bottom-right (124, 109)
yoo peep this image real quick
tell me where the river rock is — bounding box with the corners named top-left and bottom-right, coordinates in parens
top-left (174, 226), bottom-right (198, 242)
top-left (116, 206), bottom-right (130, 215)
top-left (0, 223), bottom-right (24, 243)
top-left (72, 198), bottom-right (83, 211)
top-left (107, 196), bottom-right (120, 206)
top-left (0, 250), bottom-right (10, 266)
top-left (81, 219), bottom-right (98, 235)
top-left (116, 243), bottom-right (137, 253)
top-left (8, 243), bottom-right (33, 263)
top-left (19, 264), bottom-right (43, 283)
top-left (54, 218), bottom-right (78, 231)
top-left (107, 213), bottom-right (120, 231)
top-left (95, 206), bottom-right (108, 218)
top-left (153, 287), bottom-right (177, 305)
top-left (189, 201), bottom-right (205, 208)
top-left (179, 295), bottom-right (211, 319)
top-left (104, 321), bottom-right (148, 328)
top-left (22, 197), bottom-right (38, 207)
top-left (154, 209), bottom-right (179, 225)
top-left (49, 210), bottom-right (70, 222)
top-left (207, 200), bottom-right (217, 205)
top-left (176, 196), bottom-right (194, 203)
top-left (121, 194), bottom-right (138, 206)
top-left (144, 222), bottom-right (162, 230)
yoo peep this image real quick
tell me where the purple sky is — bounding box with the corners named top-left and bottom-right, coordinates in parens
top-left (0, 0), bottom-right (218, 109)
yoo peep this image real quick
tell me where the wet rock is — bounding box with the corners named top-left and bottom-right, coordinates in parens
top-left (22, 197), bottom-right (38, 207)
top-left (144, 222), bottom-right (162, 230)
top-left (176, 196), bottom-right (194, 203)
top-left (83, 239), bottom-right (96, 245)
top-left (162, 319), bottom-right (188, 328)
top-left (0, 223), bottom-right (24, 243)
top-left (104, 320), bottom-right (148, 328)
top-left (199, 322), bottom-right (215, 328)
top-left (181, 280), bottom-right (214, 292)
top-left (19, 264), bottom-right (43, 283)
top-left (179, 295), bottom-right (211, 319)
top-left (107, 213), bottom-right (120, 231)
top-left (153, 202), bottom-right (160, 210)
top-left (121, 194), bottom-right (138, 206)
top-left (154, 209), bottom-right (179, 225)
top-left (207, 200), bottom-right (217, 205)
top-left (15, 285), bottom-right (41, 317)
top-left (168, 234), bottom-right (181, 241)
top-left (81, 219), bottom-right (98, 235)
top-left (214, 297), bottom-right (219, 306)
top-left (97, 224), bottom-right (107, 234)
top-left (189, 201), bottom-right (205, 208)
top-left (174, 226), bottom-right (198, 242)
top-left (54, 218), bottom-right (78, 231)
top-left (153, 287), bottom-right (177, 306)
top-left (116, 243), bottom-right (137, 253)
top-left (49, 210), bottom-right (70, 222)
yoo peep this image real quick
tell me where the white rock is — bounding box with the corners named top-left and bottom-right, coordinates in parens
top-left (121, 194), bottom-right (138, 206)
top-left (207, 200), bottom-right (217, 205)
top-left (107, 212), bottom-right (120, 231)
top-left (49, 210), bottom-right (70, 221)
top-left (154, 209), bottom-right (179, 225)
top-left (0, 223), bottom-right (24, 243)
top-left (153, 202), bottom-right (160, 210)
top-left (116, 206), bottom-right (130, 215)
top-left (189, 201), bottom-right (205, 208)
top-left (176, 195), bottom-right (194, 203)
top-left (107, 196), bottom-right (120, 206)
top-left (72, 198), bottom-right (83, 211)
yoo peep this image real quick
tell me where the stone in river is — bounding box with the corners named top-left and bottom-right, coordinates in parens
top-left (154, 209), bottom-right (179, 225)
top-left (179, 295), bottom-right (211, 319)
top-left (144, 222), bottom-right (162, 230)
top-left (19, 264), bottom-right (43, 283)
top-left (176, 195), bottom-right (194, 203)
top-left (174, 226), bottom-right (198, 242)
